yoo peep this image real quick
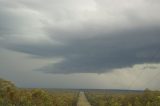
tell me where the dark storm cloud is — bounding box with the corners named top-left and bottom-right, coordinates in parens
top-left (39, 27), bottom-right (160, 73)
top-left (2, 26), bottom-right (160, 73)
top-left (0, 0), bottom-right (160, 74)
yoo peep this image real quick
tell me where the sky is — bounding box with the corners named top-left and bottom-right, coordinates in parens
top-left (0, 0), bottom-right (160, 90)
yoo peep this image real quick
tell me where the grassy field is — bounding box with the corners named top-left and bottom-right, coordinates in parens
top-left (85, 90), bottom-right (160, 106)
top-left (1, 78), bottom-right (160, 106)
top-left (0, 78), bottom-right (79, 106)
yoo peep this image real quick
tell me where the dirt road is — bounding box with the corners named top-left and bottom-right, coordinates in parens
top-left (77, 92), bottom-right (91, 106)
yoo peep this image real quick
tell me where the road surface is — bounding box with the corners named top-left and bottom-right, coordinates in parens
top-left (77, 92), bottom-right (91, 106)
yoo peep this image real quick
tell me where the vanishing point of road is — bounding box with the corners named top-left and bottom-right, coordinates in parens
top-left (77, 92), bottom-right (91, 106)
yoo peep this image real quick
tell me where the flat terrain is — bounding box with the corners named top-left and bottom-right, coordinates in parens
top-left (77, 92), bottom-right (91, 106)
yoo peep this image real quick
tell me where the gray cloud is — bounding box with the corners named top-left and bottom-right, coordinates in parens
top-left (39, 27), bottom-right (160, 73)
top-left (0, 0), bottom-right (160, 74)
top-left (2, 26), bottom-right (160, 73)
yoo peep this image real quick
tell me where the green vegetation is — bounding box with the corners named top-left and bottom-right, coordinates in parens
top-left (0, 78), bottom-right (78, 106)
top-left (85, 90), bottom-right (160, 106)
top-left (1, 78), bottom-right (160, 106)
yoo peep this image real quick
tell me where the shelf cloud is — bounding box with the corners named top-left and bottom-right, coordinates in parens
top-left (0, 0), bottom-right (160, 74)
